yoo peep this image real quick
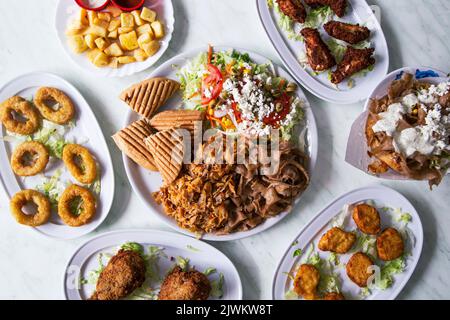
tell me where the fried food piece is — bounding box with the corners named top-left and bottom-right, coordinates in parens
top-left (346, 252), bottom-right (374, 287)
top-left (11, 141), bottom-right (49, 176)
top-left (323, 292), bottom-right (345, 300)
top-left (10, 189), bottom-right (51, 226)
top-left (331, 47), bottom-right (375, 84)
top-left (324, 20), bottom-right (370, 44)
top-left (0, 96), bottom-right (40, 135)
top-left (277, 0), bottom-right (307, 24)
top-left (304, 0), bottom-right (347, 17)
top-left (57, 184), bottom-right (96, 227)
top-left (34, 87), bottom-right (75, 125)
top-left (62, 144), bottom-right (97, 184)
top-left (300, 28), bottom-right (336, 72)
top-left (293, 264), bottom-right (320, 300)
top-left (90, 249), bottom-right (146, 300)
top-left (318, 227), bottom-right (356, 253)
top-left (158, 266), bottom-right (211, 300)
top-left (377, 228), bottom-right (404, 261)
top-left (352, 203), bottom-right (381, 235)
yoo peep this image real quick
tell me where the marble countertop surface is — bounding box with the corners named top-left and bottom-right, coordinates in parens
top-left (0, 0), bottom-right (449, 300)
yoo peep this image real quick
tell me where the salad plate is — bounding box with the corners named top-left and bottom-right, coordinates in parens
top-left (0, 72), bottom-right (115, 239)
top-left (257, 0), bottom-right (389, 104)
top-left (63, 229), bottom-right (243, 300)
top-left (122, 45), bottom-right (318, 241)
top-left (272, 185), bottom-right (423, 300)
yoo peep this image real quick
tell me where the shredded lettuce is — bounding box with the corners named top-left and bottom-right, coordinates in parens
top-left (293, 248), bottom-right (302, 258)
top-left (285, 289), bottom-right (299, 300)
top-left (186, 245), bottom-right (200, 252)
top-left (355, 233), bottom-right (377, 260)
top-left (175, 256), bottom-right (190, 271)
top-left (273, 2), bottom-right (302, 41)
top-left (210, 273), bottom-right (225, 298)
top-left (377, 257), bottom-right (406, 290)
top-left (204, 267), bottom-right (217, 276)
top-left (35, 169), bottom-right (64, 206)
top-left (304, 6), bottom-right (334, 28)
top-left (121, 242), bottom-right (144, 255)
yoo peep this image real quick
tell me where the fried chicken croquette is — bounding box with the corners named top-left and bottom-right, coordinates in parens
top-left (304, 0), bottom-right (348, 17)
top-left (352, 203), bottom-right (381, 235)
top-left (300, 28), bottom-right (336, 71)
top-left (90, 249), bottom-right (146, 300)
top-left (277, 0), bottom-right (307, 24)
top-left (324, 20), bottom-right (370, 44)
top-left (331, 47), bottom-right (375, 84)
top-left (293, 264), bottom-right (320, 300)
top-left (158, 266), bottom-right (211, 300)
top-left (318, 227), bottom-right (356, 253)
top-left (323, 292), bottom-right (345, 300)
top-left (346, 252), bottom-right (374, 287)
top-left (377, 228), bottom-right (404, 261)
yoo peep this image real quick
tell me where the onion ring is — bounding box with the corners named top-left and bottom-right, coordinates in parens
top-left (62, 144), bottom-right (97, 184)
top-left (57, 184), bottom-right (96, 227)
top-left (11, 141), bottom-right (49, 176)
top-left (0, 96), bottom-right (40, 135)
top-left (34, 87), bottom-right (75, 124)
top-left (10, 189), bottom-right (51, 226)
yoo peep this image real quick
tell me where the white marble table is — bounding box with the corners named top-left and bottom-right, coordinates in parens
top-left (0, 0), bottom-right (449, 300)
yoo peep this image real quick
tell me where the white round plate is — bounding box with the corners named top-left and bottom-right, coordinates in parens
top-left (55, 0), bottom-right (175, 77)
top-left (122, 45), bottom-right (318, 241)
top-left (0, 72), bottom-right (115, 239)
top-left (257, 0), bottom-right (389, 104)
top-left (272, 185), bottom-right (423, 300)
top-left (63, 229), bottom-right (243, 300)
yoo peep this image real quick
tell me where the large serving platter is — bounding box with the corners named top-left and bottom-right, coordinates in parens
top-left (272, 185), bottom-right (423, 300)
top-left (257, 0), bottom-right (389, 104)
top-left (63, 229), bottom-right (243, 300)
top-left (122, 45), bottom-right (318, 241)
top-left (0, 72), bottom-right (115, 239)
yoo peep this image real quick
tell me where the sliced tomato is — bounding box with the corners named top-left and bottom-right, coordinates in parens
top-left (231, 102), bottom-right (242, 123)
top-left (263, 93), bottom-right (292, 126)
top-left (201, 64), bottom-right (223, 105)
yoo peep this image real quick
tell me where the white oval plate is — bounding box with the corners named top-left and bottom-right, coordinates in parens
top-left (122, 45), bottom-right (318, 241)
top-left (55, 0), bottom-right (175, 78)
top-left (63, 229), bottom-right (243, 300)
top-left (0, 72), bottom-right (115, 239)
top-left (257, 0), bottom-right (389, 104)
top-left (272, 185), bottom-right (423, 300)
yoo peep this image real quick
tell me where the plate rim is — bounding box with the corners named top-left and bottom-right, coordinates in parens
top-left (0, 71), bottom-right (115, 240)
top-left (121, 44), bottom-right (319, 241)
top-left (271, 184), bottom-right (424, 300)
top-left (62, 228), bottom-right (244, 300)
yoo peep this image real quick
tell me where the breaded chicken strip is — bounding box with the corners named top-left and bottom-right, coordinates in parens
top-left (158, 267), bottom-right (211, 300)
top-left (346, 252), bottom-right (374, 287)
top-left (300, 28), bottom-right (336, 71)
top-left (377, 228), bottom-right (404, 261)
top-left (293, 264), bottom-right (320, 300)
top-left (352, 203), bottom-right (381, 235)
top-left (90, 249), bottom-right (146, 300)
top-left (331, 47), bottom-right (375, 84)
top-left (277, 0), bottom-right (307, 24)
top-left (324, 20), bottom-right (370, 44)
top-left (304, 0), bottom-right (348, 17)
top-left (318, 227), bottom-right (356, 253)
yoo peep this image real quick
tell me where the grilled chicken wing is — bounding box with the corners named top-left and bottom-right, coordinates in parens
top-left (300, 28), bottom-right (336, 71)
top-left (277, 0), bottom-right (307, 24)
top-left (331, 47), bottom-right (375, 84)
top-left (304, 0), bottom-right (347, 18)
top-left (324, 20), bottom-right (370, 44)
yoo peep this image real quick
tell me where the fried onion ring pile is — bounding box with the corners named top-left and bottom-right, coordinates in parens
top-left (11, 141), bottom-right (49, 176)
top-left (34, 87), bottom-right (75, 124)
top-left (62, 144), bottom-right (97, 184)
top-left (0, 96), bottom-right (40, 135)
top-left (10, 190), bottom-right (51, 226)
top-left (57, 184), bottom-right (96, 227)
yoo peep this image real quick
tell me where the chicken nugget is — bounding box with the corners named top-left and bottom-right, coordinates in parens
top-left (352, 203), bottom-right (381, 235)
top-left (158, 266), bottom-right (211, 300)
top-left (331, 47), bottom-right (375, 84)
top-left (293, 264), bottom-right (320, 300)
top-left (277, 0), bottom-right (307, 24)
top-left (377, 228), bottom-right (404, 261)
top-left (304, 0), bottom-right (348, 17)
top-left (346, 252), bottom-right (374, 287)
top-left (324, 20), bottom-right (370, 44)
top-left (318, 227), bottom-right (356, 253)
top-left (323, 292), bottom-right (345, 300)
top-left (300, 28), bottom-right (336, 71)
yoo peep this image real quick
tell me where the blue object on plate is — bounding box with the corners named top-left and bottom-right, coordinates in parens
top-left (395, 71), bottom-right (404, 80)
top-left (415, 69), bottom-right (440, 79)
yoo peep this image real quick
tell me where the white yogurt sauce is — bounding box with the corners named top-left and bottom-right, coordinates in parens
top-left (372, 103), bottom-right (406, 136)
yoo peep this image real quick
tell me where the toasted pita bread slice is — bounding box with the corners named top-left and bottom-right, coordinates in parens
top-left (149, 110), bottom-right (205, 135)
top-left (112, 119), bottom-right (157, 171)
top-left (120, 78), bottom-right (180, 119)
top-left (145, 128), bottom-right (185, 185)
top-left (375, 151), bottom-right (403, 172)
